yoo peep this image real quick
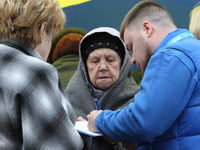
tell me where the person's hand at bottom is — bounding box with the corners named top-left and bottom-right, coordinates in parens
top-left (87, 110), bottom-right (102, 133)
top-left (77, 116), bottom-right (87, 121)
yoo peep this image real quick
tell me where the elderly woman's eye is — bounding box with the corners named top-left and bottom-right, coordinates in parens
top-left (92, 58), bottom-right (99, 63)
top-left (108, 59), bottom-right (113, 62)
top-left (107, 57), bottom-right (114, 62)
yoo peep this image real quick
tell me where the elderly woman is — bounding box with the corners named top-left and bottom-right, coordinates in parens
top-left (65, 27), bottom-right (139, 150)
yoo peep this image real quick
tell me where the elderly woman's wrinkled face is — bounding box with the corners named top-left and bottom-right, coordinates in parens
top-left (86, 48), bottom-right (122, 90)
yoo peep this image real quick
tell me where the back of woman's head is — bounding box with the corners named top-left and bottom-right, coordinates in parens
top-left (0, 0), bottom-right (65, 48)
top-left (189, 2), bottom-right (200, 40)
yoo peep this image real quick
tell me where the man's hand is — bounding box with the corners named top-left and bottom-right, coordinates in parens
top-left (87, 110), bottom-right (102, 133)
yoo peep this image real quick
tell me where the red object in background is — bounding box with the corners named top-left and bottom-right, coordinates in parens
top-left (53, 33), bottom-right (84, 63)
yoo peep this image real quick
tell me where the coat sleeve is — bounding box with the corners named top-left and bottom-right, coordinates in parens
top-left (94, 50), bottom-right (197, 143)
top-left (21, 66), bottom-right (83, 149)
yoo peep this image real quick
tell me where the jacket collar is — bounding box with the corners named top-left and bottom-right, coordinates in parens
top-left (0, 38), bottom-right (43, 60)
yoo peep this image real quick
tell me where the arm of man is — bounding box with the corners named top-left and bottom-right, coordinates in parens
top-left (88, 50), bottom-right (197, 143)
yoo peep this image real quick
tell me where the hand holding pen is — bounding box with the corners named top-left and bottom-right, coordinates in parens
top-left (87, 109), bottom-right (102, 133)
top-left (86, 99), bottom-right (101, 133)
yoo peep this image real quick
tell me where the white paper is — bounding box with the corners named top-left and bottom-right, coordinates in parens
top-left (75, 121), bottom-right (103, 137)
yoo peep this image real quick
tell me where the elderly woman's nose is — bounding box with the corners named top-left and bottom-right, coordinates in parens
top-left (99, 60), bottom-right (107, 70)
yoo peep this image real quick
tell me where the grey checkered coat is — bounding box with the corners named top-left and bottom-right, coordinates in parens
top-left (0, 38), bottom-right (83, 150)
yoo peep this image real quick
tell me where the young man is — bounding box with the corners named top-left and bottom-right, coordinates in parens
top-left (0, 0), bottom-right (83, 149)
top-left (87, 1), bottom-right (200, 149)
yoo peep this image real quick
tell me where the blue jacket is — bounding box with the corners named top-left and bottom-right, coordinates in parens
top-left (95, 29), bottom-right (200, 150)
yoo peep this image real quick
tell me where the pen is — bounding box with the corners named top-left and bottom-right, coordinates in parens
top-left (94, 99), bottom-right (100, 110)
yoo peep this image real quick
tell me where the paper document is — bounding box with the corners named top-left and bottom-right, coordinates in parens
top-left (75, 121), bottom-right (103, 137)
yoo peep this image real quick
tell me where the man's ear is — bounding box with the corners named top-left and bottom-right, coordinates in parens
top-left (39, 22), bottom-right (47, 42)
top-left (142, 21), bottom-right (153, 38)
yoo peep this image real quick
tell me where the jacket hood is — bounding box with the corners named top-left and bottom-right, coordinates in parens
top-left (78, 27), bottom-right (129, 98)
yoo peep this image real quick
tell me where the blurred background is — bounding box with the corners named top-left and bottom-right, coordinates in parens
top-left (62, 0), bottom-right (199, 31)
